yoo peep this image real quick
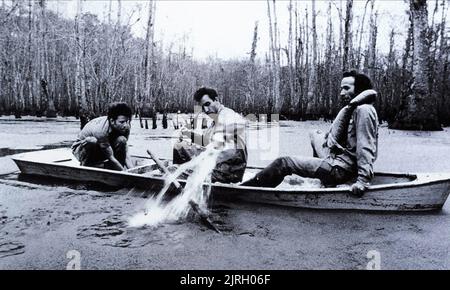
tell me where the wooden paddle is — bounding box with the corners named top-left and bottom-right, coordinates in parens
top-left (146, 149), bottom-right (182, 187)
top-left (146, 149), bottom-right (221, 234)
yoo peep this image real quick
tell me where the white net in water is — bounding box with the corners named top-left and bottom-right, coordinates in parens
top-left (128, 144), bottom-right (221, 227)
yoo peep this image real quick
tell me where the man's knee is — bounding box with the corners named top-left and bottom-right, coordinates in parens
top-left (76, 137), bottom-right (98, 165)
top-left (173, 141), bottom-right (199, 164)
top-left (114, 136), bottom-right (128, 148)
top-left (116, 136), bottom-right (127, 145)
top-left (310, 130), bottom-right (328, 158)
top-left (174, 140), bottom-right (188, 150)
top-left (273, 156), bottom-right (293, 169)
top-left (84, 136), bottom-right (98, 146)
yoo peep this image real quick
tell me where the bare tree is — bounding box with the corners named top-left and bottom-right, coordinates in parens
top-left (250, 21), bottom-right (258, 64)
top-left (343, 0), bottom-right (353, 71)
top-left (283, 0), bottom-right (295, 116)
top-left (437, 0), bottom-right (449, 124)
top-left (306, 0), bottom-right (318, 118)
top-left (391, 0), bottom-right (441, 130)
top-left (428, 0), bottom-right (443, 97)
top-left (365, 0), bottom-right (378, 80)
top-left (142, 0), bottom-right (155, 117)
top-left (338, 0), bottom-right (344, 65)
top-left (37, 1), bottom-right (54, 117)
top-left (294, 1), bottom-right (305, 119)
top-left (75, 0), bottom-right (89, 128)
top-left (266, 0), bottom-right (281, 114)
top-left (325, 1), bottom-right (335, 117)
top-left (355, 0), bottom-right (371, 70)
top-left (247, 21), bottom-right (259, 111)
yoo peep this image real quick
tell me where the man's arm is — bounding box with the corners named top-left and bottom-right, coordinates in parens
top-left (352, 105), bottom-right (378, 196)
top-left (208, 114), bottom-right (246, 150)
top-left (104, 146), bottom-right (125, 171)
top-left (181, 128), bottom-right (206, 146)
top-left (124, 146), bottom-right (134, 170)
top-left (181, 118), bottom-right (222, 148)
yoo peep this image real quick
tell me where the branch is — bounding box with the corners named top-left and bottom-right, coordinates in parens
top-left (331, 0), bottom-right (343, 21)
top-left (0, 2), bottom-right (20, 26)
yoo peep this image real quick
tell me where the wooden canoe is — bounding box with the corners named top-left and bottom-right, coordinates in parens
top-left (11, 148), bottom-right (450, 212)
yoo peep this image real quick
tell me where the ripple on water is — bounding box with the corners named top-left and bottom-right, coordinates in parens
top-left (77, 214), bottom-right (187, 248)
top-left (0, 241), bottom-right (25, 258)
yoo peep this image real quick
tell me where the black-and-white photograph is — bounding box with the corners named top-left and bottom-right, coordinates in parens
top-left (0, 0), bottom-right (449, 273)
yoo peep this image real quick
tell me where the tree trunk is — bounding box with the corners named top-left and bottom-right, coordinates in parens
top-left (391, 0), bottom-right (441, 131)
top-left (248, 21), bottom-right (258, 111)
top-left (366, 2), bottom-right (378, 80)
top-left (326, 1), bottom-right (334, 118)
top-left (267, 0), bottom-right (281, 114)
top-left (338, 0), bottom-right (343, 67)
top-left (438, 0), bottom-right (449, 125)
top-left (36, 1), bottom-right (54, 117)
top-left (303, 7), bottom-right (309, 117)
top-left (356, 0), bottom-right (370, 70)
top-left (142, 0), bottom-right (155, 117)
top-left (306, 0), bottom-right (318, 119)
top-left (26, 0), bottom-right (34, 115)
top-left (75, 0), bottom-right (89, 129)
top-left (250, 21), bottom-right (258, 64)
top-left (285, 0), bottom-right (294, 117)
top-left (343, 0), bottom-right (353, 72)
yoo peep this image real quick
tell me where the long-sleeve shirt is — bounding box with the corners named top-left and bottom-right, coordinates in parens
top-left (328, 104), bottom-right (379, 184)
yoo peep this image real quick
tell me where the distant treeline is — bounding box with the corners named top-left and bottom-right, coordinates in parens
top-left (0, 0), bottom-right (448, 130)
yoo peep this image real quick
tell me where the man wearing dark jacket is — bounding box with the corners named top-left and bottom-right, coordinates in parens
top-left (242, 70), bottom-right (378, 197)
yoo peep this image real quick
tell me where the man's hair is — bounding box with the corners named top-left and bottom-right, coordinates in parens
top-left (342, 70), bottom-right (373, 96)
top-left (107, 102), bottom-right (132, 120)
top-left (193, 87), bottom-right (218, 102)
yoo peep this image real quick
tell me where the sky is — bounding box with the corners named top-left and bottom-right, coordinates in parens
top-left (46, 0), bottom-right (445, 61)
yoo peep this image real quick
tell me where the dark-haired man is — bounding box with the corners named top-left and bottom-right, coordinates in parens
top-left (242, 71), bottom-right (378, 197)
top-left (173, 87), bottom-right (247, 184)
top-left (71, 102), bottom-right (134, 171)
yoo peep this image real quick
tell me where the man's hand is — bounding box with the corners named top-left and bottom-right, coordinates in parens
top-left (125, 152), bottom-right (134, 170)
top-left (104, 145), bottom-right (114, 158)
top-left (349, 181), bottom-right (369, 197)
top-left (180, 126), bottom-right (191, 138)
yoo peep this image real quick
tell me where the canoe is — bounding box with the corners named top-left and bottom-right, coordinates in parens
top-left (11, 148), bottom-right (450, 212)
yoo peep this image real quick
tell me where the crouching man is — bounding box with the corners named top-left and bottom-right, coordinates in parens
top-left (173, 87), bottom-right (248, 184)
top-left (71, 102), bottom-right (134, 171)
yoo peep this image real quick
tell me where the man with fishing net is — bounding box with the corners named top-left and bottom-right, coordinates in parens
top-left (172, 87), bottom-right (248, 184)
top-left (242, 70), bottom-right (378, 197)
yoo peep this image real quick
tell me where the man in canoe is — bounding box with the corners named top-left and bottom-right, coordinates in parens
top-left (71, 102), bottom-right (134, 171)
top-left (173, 87), bottom-right (247, 184)
top-left (242, 70), bottom-right (378, 197)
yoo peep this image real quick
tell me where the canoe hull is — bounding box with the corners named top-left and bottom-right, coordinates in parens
top-left (213, 182), bottom-right (450, 211)
top-left (13, 158), bottom-right (165, 191)
top-left (11, 149), bottom-right (450, 212)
